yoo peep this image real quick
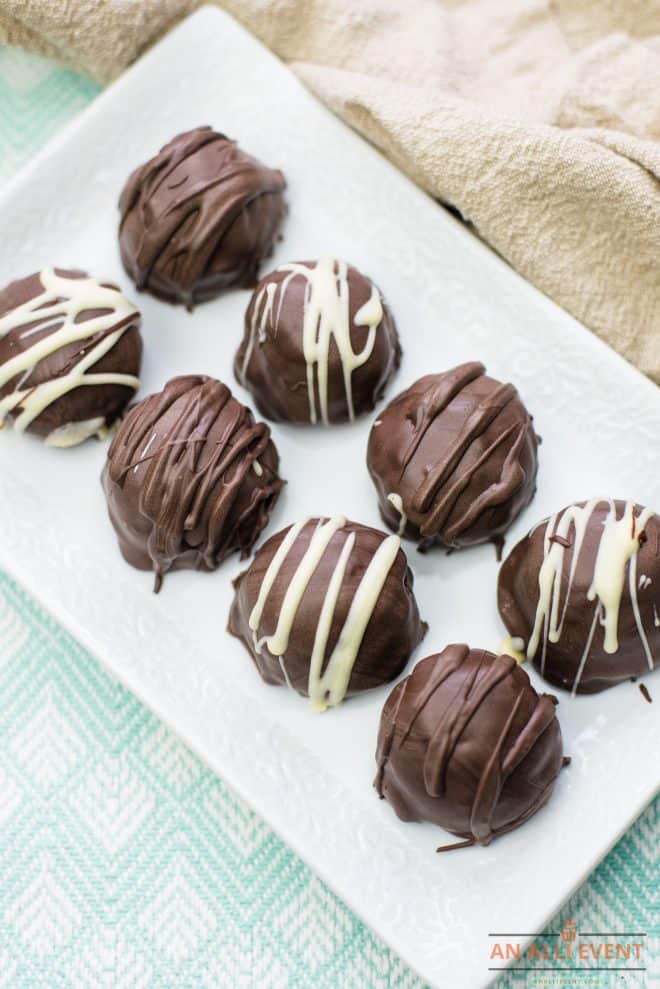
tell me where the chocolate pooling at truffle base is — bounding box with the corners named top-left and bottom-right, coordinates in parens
top-left (228, 516), bottom-right (426, 710)
top-left (375, 645), bottom-right (564, 851)
top-left (102, 375), bottom-right (284, 590)
top-left (366, 361), bottom-right (539, 554)
top-left (119, 127), bottom-right (286, 309)
top-left (234, 258), bottom-right (400, 425)
top-left (0, 268), bottom-right (142, 446)
top-left (498, 498), bottom-right (660, 694)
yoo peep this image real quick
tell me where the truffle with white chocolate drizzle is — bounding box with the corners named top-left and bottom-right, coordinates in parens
top-left (0, 268), bottom-right (142, 445)
top-left (367, 362), bottom-right (539, 554)
top-left (234, 259), bottom-right (401, 425)
top-left (498, 498), bottom-right (660, 693)
top-left (228, 516), bottom-right (426, 709)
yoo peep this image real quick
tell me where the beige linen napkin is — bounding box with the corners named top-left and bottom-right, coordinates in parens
top-left (2, 0), bottom-right (659, 382)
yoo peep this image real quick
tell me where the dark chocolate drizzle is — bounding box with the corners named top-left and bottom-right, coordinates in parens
top-left (406, 365), bottom-right (526, 538)
top-left (375, 645), bottom-right (564, 849)
top-left (119, 127), bottom-right (286, 308)
top-left (102, 375), bottom-right (283, 588)
top-left (367, 361), bottom-right (538, 552)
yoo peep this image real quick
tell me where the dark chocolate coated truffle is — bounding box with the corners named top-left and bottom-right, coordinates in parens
top-left (375, 645), bottom-right (564, 849)
top-left (366, 361), bottom-right (539, 552)
top-left (119, 127), bottom-right (286, 309)
top-left (102, 375), bottom-right (284, 589)
top-left (228, 516), bottom-right (426, 709)
top-left (498, 498), bottom-right (660, 694)
top-left (0, 267), bottom-right (142, 446)
top-left (234, 258), bottom-right (400, 424)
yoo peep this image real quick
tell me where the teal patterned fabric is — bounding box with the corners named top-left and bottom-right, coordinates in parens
top-left (0, 48), bottom-right (657, 989)
top-left (0, 49), bottom-right (100, 179)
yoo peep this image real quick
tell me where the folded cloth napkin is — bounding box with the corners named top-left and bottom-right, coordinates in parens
top-left (2, 0), bottom-right (659, 382)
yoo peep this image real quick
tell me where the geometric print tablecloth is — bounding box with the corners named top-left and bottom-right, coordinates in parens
top-left (0, 46), bottom-right (658, 989)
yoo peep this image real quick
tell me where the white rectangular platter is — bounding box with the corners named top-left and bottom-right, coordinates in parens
top-left (0, 8), bottom-right (658, 988)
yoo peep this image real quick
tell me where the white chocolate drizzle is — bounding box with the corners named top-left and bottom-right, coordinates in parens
top-left (241, 258), bottom-right (384, 424)
top-left (628, 533), bottom-right (654, 672)
top-left (45, 416), bottom-right (108, 448)
top-left (248, 516), bottom-right (401, 710)
top-left (249, 519), bottom-right (310, 654)
top-left (526, 498), bottom-right (654, 691)
top-left (386, 492), bottom-right (407, 536)
top-left (310, 532), bottom-right (401, 710)
top-left (0, 268), bottom-right (140, 437)
top-left (133, 431), bottom-right (157, 474)
top-left (240, 280), bottom-right (277, 382)
top-left (498, 635), bottom-right (526, 664)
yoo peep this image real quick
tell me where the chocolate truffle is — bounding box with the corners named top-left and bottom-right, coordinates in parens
top-left (228, 516), bottom-right (426, 709)
top-left (0, 268), bottom-right (142, 446)
top-left (102, 375), bottom-right (284, 589)
top-left (367, 361), bottom-right (539, 553)
top-left (234, 258), bottom-right (400, 424)
top-left (498, 498), bottom-right (660, 694)
top-left (119, 127), bottom-right (286, 308)
top-left (375, 645), bottom-right (564, 850)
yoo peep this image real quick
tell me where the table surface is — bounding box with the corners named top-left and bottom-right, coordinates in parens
top-left (0, 44), bottom-right (657, 989)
